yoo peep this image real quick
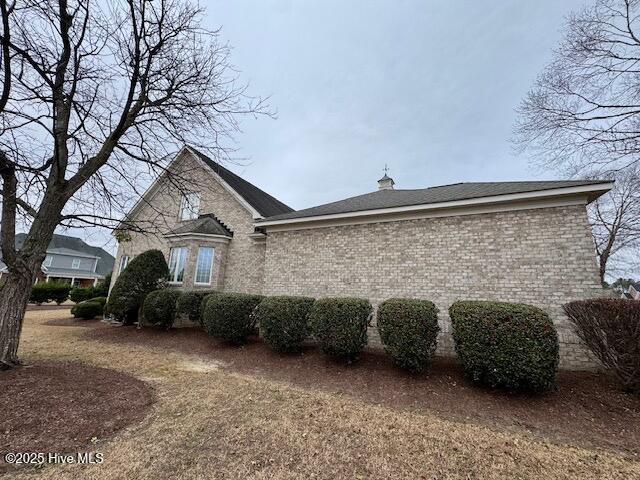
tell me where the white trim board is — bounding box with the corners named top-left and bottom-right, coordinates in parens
top-left (257, 197), bottom-right (591, 233)
top-left (255, 183), bottom-right (612, 232)
top-left (164, 232), bottom-right (232, 243)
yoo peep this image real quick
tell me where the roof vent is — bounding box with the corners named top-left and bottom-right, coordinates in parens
top-left (377, 165), bottom-right (395, 190)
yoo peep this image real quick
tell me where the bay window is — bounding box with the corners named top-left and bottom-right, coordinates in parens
top-left (195, 247), bottom-right (215, 285)
top-left (168, 247), bottom-right (188, 284)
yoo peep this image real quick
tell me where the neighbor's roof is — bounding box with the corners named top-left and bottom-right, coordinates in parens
top-left (166, 214), bottom-right (233, 238)
top-left (40, 268), bottom-right (103, 279)
top-left (14, 233), bottom-right (115, 276)
top-left (188, 147), bottom-right (294, 218)
top-left (47, 247), bottom-right (100, 259)
top-left (257, 180), bottom-right (612, 223)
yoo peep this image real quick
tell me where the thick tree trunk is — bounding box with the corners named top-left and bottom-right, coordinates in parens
top-left (0, 267), bottom-right (37, 369)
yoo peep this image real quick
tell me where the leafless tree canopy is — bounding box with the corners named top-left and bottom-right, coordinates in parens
top-left (516, 0), bottom-right (640, 174)
top-left (589, 166), bottom-right (640, 281)
top-left (0, 0), bottom-right (269, 368)
top-left (516, 0), bottom-right (640, 281)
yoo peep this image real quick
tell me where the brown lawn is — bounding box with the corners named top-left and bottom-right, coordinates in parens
top-left (2, 309), bottom-right (640, 479)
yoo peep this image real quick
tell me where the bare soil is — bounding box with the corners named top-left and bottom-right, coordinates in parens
top-left (0, 361), bottom-right (154, 474)
top-left (79, 322), bottom-right (640, 456)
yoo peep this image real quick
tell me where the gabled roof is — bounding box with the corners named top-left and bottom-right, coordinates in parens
top-left (15, 233), bottom-right (114, 276)
top-left (188, 147), bottom-right (294, 218)
top-left (257, 180), bottom-right (612, 223)
top-left (166, 214), bottom-right (233, 238)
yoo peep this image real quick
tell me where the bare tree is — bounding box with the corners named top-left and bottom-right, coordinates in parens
top-left (0, 0), bottom-right (269, 369)
top-left (589, 167), bottom-right (640, 283)
top-left (515, 0), bottom-right (640, 281)
top-left (516, 0), bottom-right (640, 173)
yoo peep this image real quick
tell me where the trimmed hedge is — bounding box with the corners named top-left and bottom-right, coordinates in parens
top-left (256, 296), bottom-right (315, 353)
top-left (105, 250), bottom-right (169, 324)
top-left (87, 296), bottom-right (107, 307)
top-left (564, 299), bottom-right (640, 393)
top-left (29, 282), bottom-right (71, 305)
top-left (377, 298), bottom-right (440, 372)
top-left (70, 287), bottom-right (95, 303)
top-left (176, 290), bottom-right (217, 324)
top-left (308, 297), bottom-right (372, 362)
top-left (142, 289), bottom-right (183, 328)
top-left (449, 301), bottom-right (559, 392)
top-left (71, 301), bottom-right (103, 320)
top-left (202, 292), bottom-right (263, 344)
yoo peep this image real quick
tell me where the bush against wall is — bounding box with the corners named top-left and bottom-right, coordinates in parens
top-left (29, 282), bottom-right (72, 305)
top-left (449, 301), bottom-right (559, 392)
top-left (142, 289), bottom-right (183, 329)
top-left (564, 299), bottom-right (640, 393)
top-left (256, 296), bottom-right (315, 353)
top-left (105, 249), bottom-right (169, 324)
top-left (377, 298), bottom-right (440, 373)
top-left (87, 296), bottom-right (107, 308)
top-left (308, 297), bottom-right (372, 362)
top-left (202, 292), bottom-right (263, 344)
top-left (71, 300), bottom-right (103, 320)
top-left (176, 290), bottom-right (217, 324)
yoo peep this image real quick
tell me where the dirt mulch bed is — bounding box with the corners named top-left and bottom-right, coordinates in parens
top-left (26, 304), bottom-right (72, 311)
top-left (83, 323), bottom-right (640, 457)
top-left (0, 362), bottom-right (154, 473)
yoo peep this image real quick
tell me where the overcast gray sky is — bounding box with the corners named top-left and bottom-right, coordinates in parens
top-left (72, 0), bottom-right (590, 251)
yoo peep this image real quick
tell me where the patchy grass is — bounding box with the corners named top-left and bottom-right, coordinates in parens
top-left (4, 309), bottom-right (640, 479)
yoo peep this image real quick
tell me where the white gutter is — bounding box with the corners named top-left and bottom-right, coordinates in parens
top-left (255, 182), bottom-right (614, 228)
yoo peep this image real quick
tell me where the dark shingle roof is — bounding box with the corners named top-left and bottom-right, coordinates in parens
top-left (167, 214), bottom-right (233, 237)
top-left (13, 233), bottom-right (115, 276)
top-left (189, 147), bottom-right (293, 218)
top-left (257, 180), bottom-right (611, 223)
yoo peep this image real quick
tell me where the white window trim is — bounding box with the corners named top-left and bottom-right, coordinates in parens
top-left (43, 256), bottom-right (53, 267)
top-left (119, 255), bottom-right (130, 274)
top-left (71, 258), bottom-right (81, 270)
top-left (179, 192), bottom-right (201, 221)
top-left (168, 247), bottom-right (189, 284)
top-left (194, 247), bottom-right (215, 286)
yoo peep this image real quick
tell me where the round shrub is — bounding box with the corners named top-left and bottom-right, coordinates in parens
top-left (106, 250), bottom-right (169, 324)
top-left (377, 298), bottom-right (440, 373)
top-left (71, 301), bottom-right (103, 320)
top-left (202, 292), bottom-right (263, 344)
top-left (564, 298), bottom-right (640, 393)
top-left (176, 290), bottom-right (217, 324)
top-left (70, 287), bottom-right (95, 303)
top-left (449, 300), bottom-right (559, 392)
top-left (142, 289), bottom-right (183, 328)
top-left (256, 296), bottom-right (315, 353)
top-left (87, 296), bottom-right (107, 308)
top-left (308, 297), bottom-right (372, 362)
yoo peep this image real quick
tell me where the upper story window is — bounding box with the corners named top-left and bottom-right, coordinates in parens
top-left (119, 255), bottom-right (130, 274)
top-left (179, 192), bottom-right (201, 221)
top-left (71, 258), bottom-right (81, 269)
top-left (195, 247), bottom-right (215, 285)
top-left (43, 256), bottom-right (53, 268)
top-left (168, 247), bottom-right (188, 284)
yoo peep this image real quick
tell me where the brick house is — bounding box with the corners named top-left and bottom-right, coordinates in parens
top-left (112, 146), bottom-right (613, 369)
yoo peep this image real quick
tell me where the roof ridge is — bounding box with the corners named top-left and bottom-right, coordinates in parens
top-left (186, 145), bottom-right (294, 217)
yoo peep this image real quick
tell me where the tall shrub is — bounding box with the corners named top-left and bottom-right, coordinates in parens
top-left (256, 296), bottom-right (315, 353)
top-left (308, 297), bottom-right (372, 362)
top-left (105, 250), bottom-right (169, 324)
top-left (202, 292), bottom-right (263, 344)
top-left (449, 300), bottom-right (559, 392)
top-left (142, 289), bottom-right (183, 328)
top-left (564, 299), bottom-right (640, 393)
top-left (377, 298), bottom-right (440, 373)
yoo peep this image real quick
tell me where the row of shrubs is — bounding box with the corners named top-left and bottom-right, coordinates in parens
top-left (29, 282), bottom-right (72, 305)
top-left (141, 287), bottom-right (561, 392)
top-left (69, 275), bottom-right (110, 304)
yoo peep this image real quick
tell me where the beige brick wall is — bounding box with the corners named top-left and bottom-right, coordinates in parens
top-left (112, 151), bottom-right (266, 294)
top-left (263, 205), bottom-right (603, 370)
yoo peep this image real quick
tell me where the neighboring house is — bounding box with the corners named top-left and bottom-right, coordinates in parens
top-left (113, 145), bottom-right (613, 369)
top-left (628, 283), bottom-right (640, 300)
top-left (0, 233), bottom-right (115, 287)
